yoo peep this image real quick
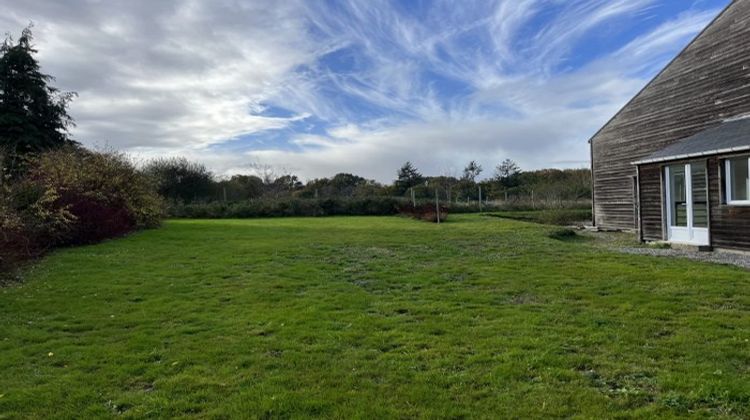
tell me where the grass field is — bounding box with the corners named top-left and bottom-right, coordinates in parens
top-left (1, 215), bottom-right (749, 418)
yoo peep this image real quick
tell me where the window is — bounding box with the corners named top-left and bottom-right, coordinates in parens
top-left (725, 156), bottom-right (750, 204)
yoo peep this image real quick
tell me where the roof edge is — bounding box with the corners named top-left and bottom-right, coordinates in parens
top-left (632, 145), bottom-right (750, 165)
top-left (724, 112), bottom-right (750, 122)
top-left (587, 1), bottom-right (736, 145)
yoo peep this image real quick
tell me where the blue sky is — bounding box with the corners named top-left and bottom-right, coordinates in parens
top-left (0, 0), bottom-right (731, 181)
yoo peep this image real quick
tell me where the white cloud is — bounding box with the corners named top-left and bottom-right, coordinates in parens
top-left (1, 0), bottom-right (314, 149)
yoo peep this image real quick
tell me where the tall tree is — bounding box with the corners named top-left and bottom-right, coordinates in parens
top-left (0, 26), bottom-right (76, 176)
top-left (462, 160), bottom-right (483, 182)
top-left (394, 161), bottom-right (424, 195)
top-left (494, 159), bottom-right (522, 188)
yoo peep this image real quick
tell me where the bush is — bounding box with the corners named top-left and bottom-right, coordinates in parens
top-left (1, 178), bottom-right (76, 276)
top-left (1, 147), bottom-right (165, 279)
top-left (397, 203), bottom-right (449, 223)
top-left (27, 147), bottom-right (164, 242)
top-left (142, 157), bottom-right (215, 203)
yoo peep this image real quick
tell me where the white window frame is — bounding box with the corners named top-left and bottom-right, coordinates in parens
top-left (725, 155), bottom-right (750, 205)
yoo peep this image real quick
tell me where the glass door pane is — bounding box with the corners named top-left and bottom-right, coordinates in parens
top-left (691, 163), bottom-right (708, 228)
top-left (668, 165), bottom-right (687, 227)
top-left (729, 157), bottom-right (749, 201)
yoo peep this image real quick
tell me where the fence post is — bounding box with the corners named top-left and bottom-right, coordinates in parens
top-left (531, 189), bottom-right (535, 209)
top-left (478, 186), bottom-right (482, 213)
top-left (435, 188), bottom-right (440, 224)
top-left (411, 188), bottom-right (416, 207)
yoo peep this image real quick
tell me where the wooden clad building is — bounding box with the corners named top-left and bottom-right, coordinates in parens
top-left (589, 0), bottom-right (750, 251)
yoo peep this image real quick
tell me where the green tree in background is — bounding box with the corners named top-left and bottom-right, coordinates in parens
top-left (217, 175), bottom-right (264, 201)
top-left (298, 173), bottom-right (381, 199)
top-left (494, 159), bottom-right (522, 188)
top-left (462, 160), bottom-right (483, 182)
top-left (142, 157), bottom-right (215, 203)
top-left (0, 25), bottom-right (76, 177)
top-left (394, 161), bottom-right (424, 195)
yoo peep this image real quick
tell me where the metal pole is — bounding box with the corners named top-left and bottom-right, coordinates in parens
top-left (411, 187), bottom-right (416, 207)
top-left (478, 186), bottom-right (483, 213)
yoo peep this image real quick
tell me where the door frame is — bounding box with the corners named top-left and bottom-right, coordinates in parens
top-left (664, 162), bottom-right (709, 246)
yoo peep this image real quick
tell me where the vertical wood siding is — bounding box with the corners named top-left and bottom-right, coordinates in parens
top-left (707, 157), bottom-right (750, 250)
top-left (637, 164), bottom-right (663, 241)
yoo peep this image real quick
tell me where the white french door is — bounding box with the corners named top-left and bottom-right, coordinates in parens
top-left (665, 162), bottom-right (709, 245)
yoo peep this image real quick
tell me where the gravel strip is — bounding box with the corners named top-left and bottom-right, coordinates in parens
top-left (620, 247), bottom-right (750, 270)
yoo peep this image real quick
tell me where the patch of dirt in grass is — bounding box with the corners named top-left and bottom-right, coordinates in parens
top-left (650, 327), bottom-right (675, 339)
top-left (705, 300), bottom-right (746, 311)
top-left (126, 380), bottom-right (155, 393)
top-left (351, 279), bottom-right (372, 289)
top-left (507, 293), bottom-right (541, 305)
top-left (442, 272), bottom-right (469, 282)
top-left (579, 368), bottom-right (657, 404)
top-left (266, 349), bottom-right (283, 358)
top-left (105, 399), bottom-right (131, 415)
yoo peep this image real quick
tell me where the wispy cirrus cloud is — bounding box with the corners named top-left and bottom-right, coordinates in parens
top-left (0, 0), bottom-right (729, 182)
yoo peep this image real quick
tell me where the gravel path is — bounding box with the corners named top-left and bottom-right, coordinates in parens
top-left (620, 247), bottom-right (750, 270)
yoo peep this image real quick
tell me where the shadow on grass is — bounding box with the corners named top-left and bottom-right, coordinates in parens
top-left (547, 228), bottom-right (589, 242)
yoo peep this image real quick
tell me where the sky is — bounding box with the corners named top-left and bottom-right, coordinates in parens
top-left (0, 0), bottom-right (731, 182)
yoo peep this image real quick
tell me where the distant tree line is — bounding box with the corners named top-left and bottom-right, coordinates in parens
top-left (143, 156), bottom-right (591, 207)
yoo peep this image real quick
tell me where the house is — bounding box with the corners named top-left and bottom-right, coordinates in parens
top-left (589, 0), bottom-right (750, 251)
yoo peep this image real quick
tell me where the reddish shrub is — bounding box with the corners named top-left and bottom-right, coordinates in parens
top-left (1, 147), bottom-right (165, 280)
top-left (24, 147), bottom-right (165, 244)
top-left (397, 203), bottom-right (449, 223)
top-left (0, 227), bottom-right (39, 282)
top-left (57, 193), bottom-right (136, 244)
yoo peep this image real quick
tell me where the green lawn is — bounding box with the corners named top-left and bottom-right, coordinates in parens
top-left (1, 215), bottom-right (748, 418)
